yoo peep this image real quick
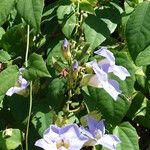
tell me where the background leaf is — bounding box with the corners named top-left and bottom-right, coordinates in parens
top-left (0, 24), bottom-right (27, 58)
top-left (126, 1), bottom-right (150, 61)
top-left (17, 0), bottom-right (44, 31)
top-left (83, 6), bottom-right (121, 50)
top-left (57, 5), bottom-right (76, 38)
top-left (113, 122), bottom-right (139, 150)
top-left (0, 65), bottom-right (19, 96)
top-left (0, 129), bottom-right (23, 150)
top-left (0, 50), bottom-right (11, 63)
top-left (23, 53), bottom-right (51, 80)
top-left (0, 0), bottom-right (15, 26)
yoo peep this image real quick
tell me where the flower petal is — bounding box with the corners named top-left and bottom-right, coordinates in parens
top-left (109, 65), bottom-right (130, 80)
top-left (88, 75), bottom-right (103, 88)
top-left (94, 48), bottom-right (115, 65)
top-left (43, 125), bottom-right (60, 143)
top-left (60, 124), bottom-right (88, 150)
top-left (6, 87), bottom-right (22, 96)
top-left (102, 81), bottom-right (121, 100)
top-left (35, 139), bottom-right (57, 150)
top-left (97, 134), bottom-right (121, 150)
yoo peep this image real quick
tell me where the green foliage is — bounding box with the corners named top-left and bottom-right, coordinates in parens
top-left (0, 0), bottom-right (149, 149)
top-left (17, 0), bottom-right (44, 31)
top-left (126, 1), bottom-right (150, 61)
top-left (23, 53), bottom-right (51, 80)
top-left (0, 50), bottom-right (11, 63)
top-left (0, 24), bottom-right (27, 58)
top-left (113, 122), bottom-right (139, 150)
top-left (57, 5), bottom-right (76, 38)
top-left (0, 65), bottom-right (18, 96)
top-left (0, 0), bottom-right (15, 26)
top-left (0, 129), bottom-right (23, 150)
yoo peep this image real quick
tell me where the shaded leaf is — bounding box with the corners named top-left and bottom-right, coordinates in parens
top-left (17, 0), bottom-right (44, 31)
top-left (0, 50), bottom-right (11, 63)
top-left (126, 1), bottom-right (150, 61)
top-left (0, 129), bottom-right (23, 150)
top-left (0, 65), bottom-right (19, 96)
top-left (57, 5), bottom-right (76, 38)
top-left (23, 53), bottom-right (51, 80)
top-left (1, 24), bottom-right (26, 58)
top-left (113, 122), bottom-right (139, 150)
top-left (0, 0), bottom-right (15, 26)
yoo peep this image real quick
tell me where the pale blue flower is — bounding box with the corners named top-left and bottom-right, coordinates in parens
top-left (35, 124), bottom-right (88, 150)
top-left (87, 48), bottom-right (130, 100)
top-left (6, 68), bottom-right (29, 96)
top-left (81, 117), bottom-right (121, 150)
top-left (88, 60), bottom-right (121, 100)
top-left (95, 47), bottom-right (130, 80)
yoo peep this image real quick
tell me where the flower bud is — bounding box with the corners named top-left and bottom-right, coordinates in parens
top-left (72, 60), bottom-right (78, 80)
top-left (61, 38), bottom-right (72, 63)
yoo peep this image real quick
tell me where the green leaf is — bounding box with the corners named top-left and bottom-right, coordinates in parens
top-left (57, 5), bottom-right (76, 38)
top-left (135, 45), bottom-right (150, 66)
top-left (127, 92), bottom-right (150, 128)
top-left (113, 122), bottom-right (139, 150)
top-left (17, 0), bottom-right (44, 31)
top-left (83, 6), bottom-right (121, 50)
top-left (84, 87), bottom-right (130, 125)
top-left (126, 1), bottom-right (150, 61)
top-left (0, 129), bottom-right (23, 150)
top-left (32, 104), bottom-right (54, 136)
top-left (8, 95), bottom-right (29, 125)
top-left (0, 27), bottom-right (5, 40)
top-left (0, 65), bottom-right (19, 96)
top-left (79, 2), bottom-right (96, 15)
top-left (1, 24), bottom-right (27, 58)
top-left (0, 50), bottom-right (11, 62)
top-left (47, 39), bottom-right (66, 65)
top-left (23, 53), bottom-right (51, 80)
top-left (46, 78), bottom-right (66, 112)
top-left (0, 0), bottom-right (15, 26)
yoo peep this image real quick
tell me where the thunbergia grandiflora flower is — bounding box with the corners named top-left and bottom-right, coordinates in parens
top-left (81, 117), bottom-right (120, 150)
top-left (35, 124), bottom-right (88, 150)
top-left (6, 68), bottom-right (29, 96)
top-left (87, 47), bottom-right (130, 100)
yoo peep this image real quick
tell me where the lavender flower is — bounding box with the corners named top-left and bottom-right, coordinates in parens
top-left (87, 48), bottom-right (130, 100)
top-left (6, 68), bottom-right (29, 96)
top-left (88, 60), bottom-right (121, 100)
top-left (35, 124), bottom-right (88, 150)
top-left (82, 117), bottom-right (120, 150)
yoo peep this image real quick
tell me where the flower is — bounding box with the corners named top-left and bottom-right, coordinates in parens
top-left (6, 68), bottom-right (29, 96)
top-left (35, 124), bottom-right (88, 150)
top-left (86, 47), bottom-right (130, 100)
top-left (88, 60), bottom-right (121, 100)
top-left (82, 117), bottom-right (120, 150)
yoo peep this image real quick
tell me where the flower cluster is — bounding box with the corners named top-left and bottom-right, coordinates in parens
top-left (35, 117), bottom-right (120, 150)
top-left (6, 68), bottom-right (29, 96)
top-left (87, 48), bottom-right (130, 100)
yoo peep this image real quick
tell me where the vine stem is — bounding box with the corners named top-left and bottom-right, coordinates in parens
top-left (25, 25), bottom-right (33, 150)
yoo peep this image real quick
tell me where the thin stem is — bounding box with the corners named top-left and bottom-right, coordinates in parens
top-left (25, 81), bottom-right (33, 150)
top-left (25, 25), bottom-right (33, 150)
top-left (25, 25), bottom-right (30, 67)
